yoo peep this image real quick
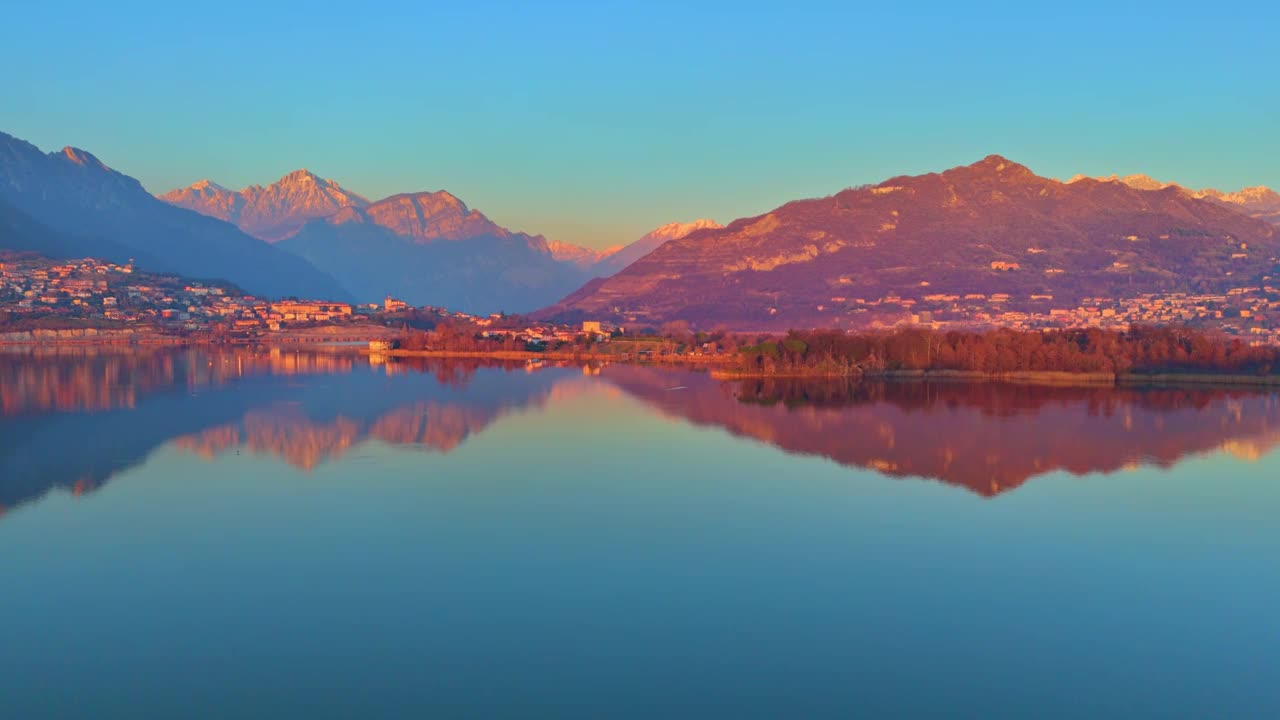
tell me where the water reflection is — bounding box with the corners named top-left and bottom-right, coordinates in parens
top-left (0, 346), bottom-right (556, 513)
top-left (0, 345), bottom-right (488, 416)
top-left (171, 400), bottom-right (529, 469)
top-left (605, 368), bottom-right (1280, 495)
top-left (2, 347), bottom-right (1279, 516)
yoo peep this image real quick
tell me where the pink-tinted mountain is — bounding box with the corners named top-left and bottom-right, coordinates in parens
top-left (159, 170), bottom-right (369, 242)
top-left (543, 155), bottom-right (1279, 328)
top-left (590, 219), bottom-right (722, 276)
top-left (547, 220), bottom-right (722, 275)
top-left (547, 240), bottom-right (616, 268)
top-left (0, 132), bottom-right (348, 299)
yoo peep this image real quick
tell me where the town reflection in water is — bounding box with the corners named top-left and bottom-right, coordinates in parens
top-left (3, 345), bottom-right (1279, 517)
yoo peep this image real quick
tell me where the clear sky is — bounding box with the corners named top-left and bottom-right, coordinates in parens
top-left (3, 0), bottom-right (1277, 248)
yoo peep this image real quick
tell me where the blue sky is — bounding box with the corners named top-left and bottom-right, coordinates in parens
top-left (3, 1), bottom-right (1277, 248)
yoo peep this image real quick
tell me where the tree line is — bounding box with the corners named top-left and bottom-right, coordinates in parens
top-left (734, 326), bottom-right (1280, 376)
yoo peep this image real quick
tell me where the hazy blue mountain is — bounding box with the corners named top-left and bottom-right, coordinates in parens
top-left (0, 131), bottom-right (349, 299)
top-left (278, 195), bottom-right (589, 314)
top-left (0, 194), bottom-right (146, 262)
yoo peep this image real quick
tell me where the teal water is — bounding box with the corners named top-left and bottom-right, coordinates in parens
top-left (1, 349), bottom-right (1278, 718)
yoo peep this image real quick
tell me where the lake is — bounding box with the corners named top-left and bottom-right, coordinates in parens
top-left (2, 347), bottom-right (1278, 718)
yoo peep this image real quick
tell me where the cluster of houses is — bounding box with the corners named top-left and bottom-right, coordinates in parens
top-left (1, 257), bottom-right (134, 314)
top-left (0, 256), bottom-right (572, 341)
top-left (0, 256), bottom-right (429, 333)
top-left (477, 321), bottom-right (617, 347)
top-left (887, 288), bottom-right (1280, 342)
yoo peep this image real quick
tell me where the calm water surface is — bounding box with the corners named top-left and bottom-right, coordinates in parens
top-left (2, 347), bottom-right (1278, 718)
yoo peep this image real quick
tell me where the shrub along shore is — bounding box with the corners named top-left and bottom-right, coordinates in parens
top-left (723, 326), bottom-right (1280, 382)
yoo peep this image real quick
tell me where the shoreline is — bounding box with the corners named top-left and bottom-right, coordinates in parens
top-left (5, 337), bottom-right (1280, 389)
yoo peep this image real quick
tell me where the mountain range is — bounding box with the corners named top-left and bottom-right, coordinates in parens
top-left (0, 130), bottom-right (718, 311)
top-left (5, 127), bottom-right (1279, 324)
top-left (1070, 174), bottom-right (1280, 225)
top-left (160, 168), bottom-right (719, 313)
top-left (158, 170), bottom-right (370, 242)
top-left (544, 156), bottom-right (1280, 327)
top-left (0, 132), bottom-right (348, 299)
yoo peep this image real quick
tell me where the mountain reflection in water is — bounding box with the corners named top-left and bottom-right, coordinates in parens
top-left (2, 346), bottom-right (1279, 516)
top-left (606, 367), bottom-right (1280, 495)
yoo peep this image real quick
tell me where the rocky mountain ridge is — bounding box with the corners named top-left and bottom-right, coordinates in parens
top-left (1070, 173), bottom-right (1280, 225)
top-left (159, 169), bottom-right (369, 242)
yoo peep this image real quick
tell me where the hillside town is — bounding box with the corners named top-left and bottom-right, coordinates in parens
top-left (854, 286), bottom-right (1280, 342)
top-left (0, 254), bottom-right (469, 337)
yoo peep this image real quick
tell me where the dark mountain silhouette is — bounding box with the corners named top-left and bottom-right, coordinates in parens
top-left (0, 132), bottom-right (349, 299)
top-left (542, 155), bottom-right (1280, 328)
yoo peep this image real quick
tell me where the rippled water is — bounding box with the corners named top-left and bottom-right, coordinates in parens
top-left (2, 347), bottom-right (1277, 718)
